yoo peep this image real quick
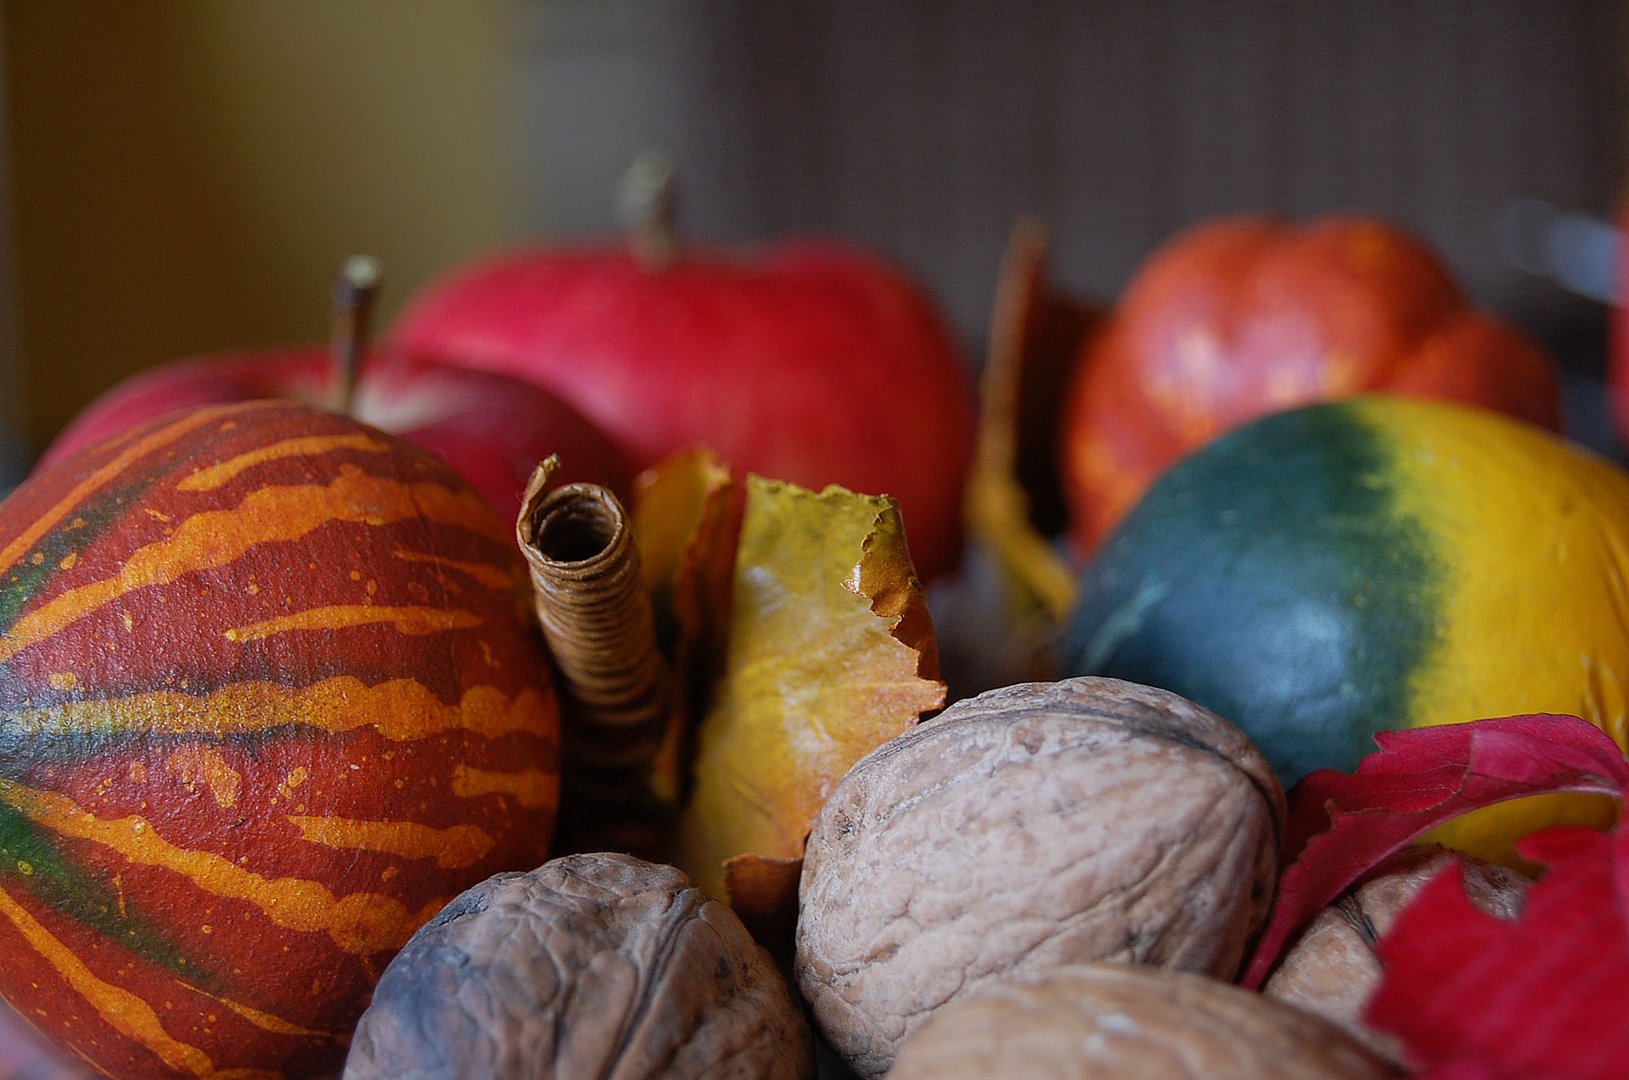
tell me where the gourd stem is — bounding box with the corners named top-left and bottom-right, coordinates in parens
top-left (330, 255), bottom-right (380, 416)
top-left (617, 150), bottom-right (679, 270)
top-left (517, 460), bottom-right (670, 805)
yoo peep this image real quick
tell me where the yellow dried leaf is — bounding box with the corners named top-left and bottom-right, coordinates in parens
top-left (675, 477), bottom-right (945, 907)
top-left (965, 219), bottom-right (1096, 621)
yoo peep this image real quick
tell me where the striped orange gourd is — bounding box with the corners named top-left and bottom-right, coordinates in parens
top-left (0, 401), bottom-right (560, 1078)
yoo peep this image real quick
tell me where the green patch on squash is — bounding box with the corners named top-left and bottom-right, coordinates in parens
top-left (1066, 402), bottom-right (1441, 781)
top-left (0, 801), bottom-right (203, 981)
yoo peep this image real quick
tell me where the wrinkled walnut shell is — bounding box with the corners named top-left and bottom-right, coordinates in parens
top-left (796, 677), bottom-right (1286, 1078)
top-left (888, 963), bottom-right (1393, 1080)
top-left (1265, 844), bottom-right (1528, 1059)
top-left (345, 852), bottom-right (813, 1080)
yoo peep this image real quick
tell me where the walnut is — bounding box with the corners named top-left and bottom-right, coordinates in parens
top-left (344, 852), bottom-right (814, 1080)
top-left (795, 676), bottom-right (1286, 1078)
top-left (887, 963), bottom-right (1394, 1079)
top-left (1265, 844), bottom-right (1528, 1060)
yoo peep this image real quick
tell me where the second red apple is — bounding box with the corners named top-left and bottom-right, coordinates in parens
top-left (387, 240), bottom-right (978, 581)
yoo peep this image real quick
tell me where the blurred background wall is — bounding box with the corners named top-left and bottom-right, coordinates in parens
top-left (2, 0), bottom-right (523, 460)
top-left (1, 0), bottom-right (1624, 475)
top-left (644, 2), bottom-right (1624, 348)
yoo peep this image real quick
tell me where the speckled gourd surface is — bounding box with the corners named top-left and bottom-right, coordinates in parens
top-left (0, 401), bottom-right (560, 1078)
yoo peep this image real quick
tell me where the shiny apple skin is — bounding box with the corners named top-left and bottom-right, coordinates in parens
top-left (387, 242), bottom-right (977, 581)
top-left (38, 349), bottom-right (635, 524)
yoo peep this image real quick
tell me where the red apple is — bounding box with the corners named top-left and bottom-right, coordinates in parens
top-left (40, 261), bottom-right (634, 525)
top-left (385, 162), bottom-right (976, 580)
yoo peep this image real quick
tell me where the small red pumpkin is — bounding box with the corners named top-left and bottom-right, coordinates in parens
top-left (0, 401), bottom-right (559, 1077)
top-left (1059, 214), bottom-right (1561, 554)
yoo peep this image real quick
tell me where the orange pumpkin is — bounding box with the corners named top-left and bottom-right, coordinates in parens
top-left (0, 401), bottom-right (559, 1078)
top-left (1059, 214), bottom-right (1561, 554)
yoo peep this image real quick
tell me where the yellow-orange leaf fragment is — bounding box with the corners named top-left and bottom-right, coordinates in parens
top-left (632, 449), bottom-right (738, 649)
top-left (630, 449), bottom-right (739, 807)
top-left (676, 477), bottom-right (945, 909)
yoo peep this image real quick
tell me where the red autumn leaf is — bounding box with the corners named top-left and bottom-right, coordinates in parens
top-left (1240, 714), bottom-right (1629, 988)
top-left (1367, 824), bottom-right (1629, 1080)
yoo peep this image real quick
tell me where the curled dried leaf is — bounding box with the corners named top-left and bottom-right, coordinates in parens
top-left (517, 458), bottom-right (669, 851)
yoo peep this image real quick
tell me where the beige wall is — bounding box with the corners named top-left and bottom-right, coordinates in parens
top-left (4, 1), bottom-right (524, 453)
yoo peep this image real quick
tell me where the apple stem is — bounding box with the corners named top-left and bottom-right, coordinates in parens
top-left (330, 255), bottom-right (380, 416)
top-left (617, 150), bottom-right (678, 269)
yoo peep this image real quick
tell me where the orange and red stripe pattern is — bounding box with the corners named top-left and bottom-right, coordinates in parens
top-left (0, 402), bottom-right (559, 1078)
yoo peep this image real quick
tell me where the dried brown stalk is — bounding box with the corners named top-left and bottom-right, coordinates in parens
top-left (517, 459), bottom-right (670, 830)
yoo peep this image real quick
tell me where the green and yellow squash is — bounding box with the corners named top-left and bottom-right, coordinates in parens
top-left (1063, 395), bottom-right (1629, 864)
